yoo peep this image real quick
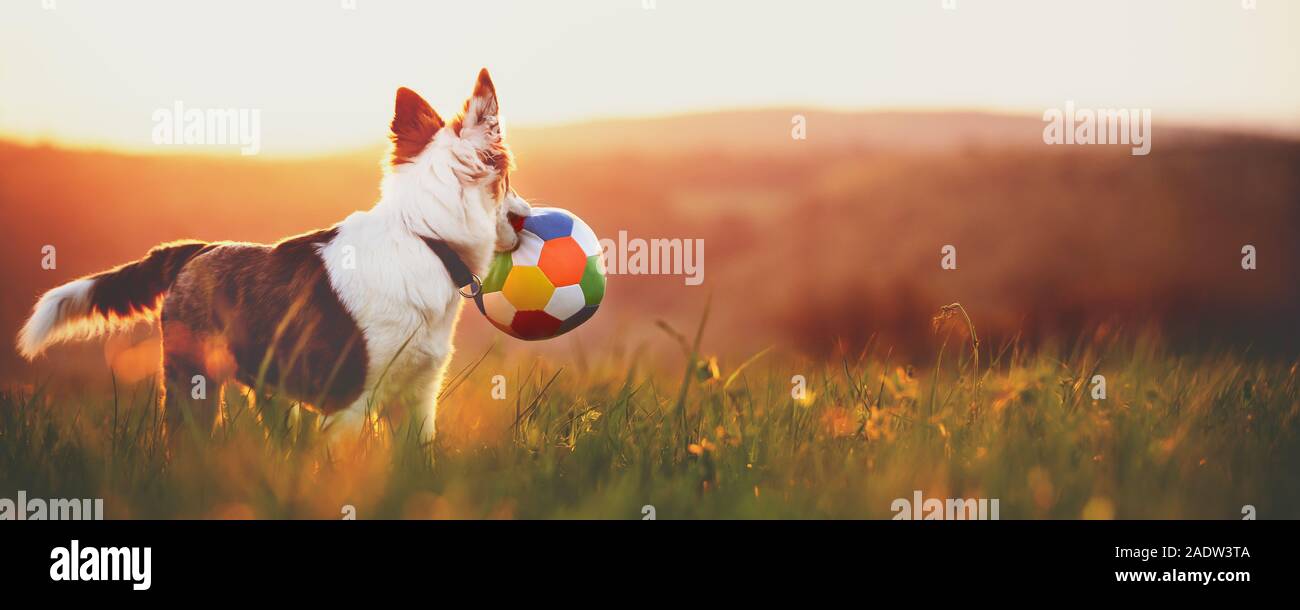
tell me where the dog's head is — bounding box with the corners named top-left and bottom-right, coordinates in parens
top-left (387, 68), bottom-right (514, 213)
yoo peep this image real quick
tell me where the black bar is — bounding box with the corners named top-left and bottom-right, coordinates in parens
top-left (1, 520), bottom-right (1289, 598)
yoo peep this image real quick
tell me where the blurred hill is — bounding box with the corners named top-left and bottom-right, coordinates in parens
top-left (2, 110), bottom-right (1298, 383)
top-left (505, 109), bottom-right (1235, 158)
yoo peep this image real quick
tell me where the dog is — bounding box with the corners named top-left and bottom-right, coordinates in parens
top-left (15, 69), bottom-right (531, 446)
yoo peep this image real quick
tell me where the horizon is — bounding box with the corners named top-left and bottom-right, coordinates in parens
top-left (4, 104), bottom-right (1296, 161)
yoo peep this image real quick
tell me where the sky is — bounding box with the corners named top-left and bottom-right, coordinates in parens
top-left (1, 0), bottom-right (1297, 156)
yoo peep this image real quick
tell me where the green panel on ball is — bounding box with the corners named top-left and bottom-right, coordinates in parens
top-left (579, 255), bottom-right (606, 306)
top-left (481, 252), bottom-right (513, 293)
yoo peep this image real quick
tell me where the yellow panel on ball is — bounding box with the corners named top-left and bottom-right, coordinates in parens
top-left (501, 265), bottom-right (555, 311)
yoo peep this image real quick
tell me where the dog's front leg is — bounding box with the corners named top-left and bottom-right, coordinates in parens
top-left (322, 394), bottom-right (371, 447)
top-left (416, 395), bottom-right (438, 446)
top-left (495, 192), bottom-right (532, 252)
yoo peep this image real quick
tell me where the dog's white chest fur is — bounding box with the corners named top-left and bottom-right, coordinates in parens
top-left (319, 209), bottom-right (463, 405)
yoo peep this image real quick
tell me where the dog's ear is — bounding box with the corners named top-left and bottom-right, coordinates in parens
top-left (460, 68), bottom-right (499, 130)
top-left (390, 87), bottom-right (443, 165)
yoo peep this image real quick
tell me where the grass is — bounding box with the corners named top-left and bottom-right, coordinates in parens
top-left (1, 305), bottom-right (1298, 520)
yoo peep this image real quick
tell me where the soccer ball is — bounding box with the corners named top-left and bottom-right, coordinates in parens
top-left (474, 207), bottom-right (605, 340)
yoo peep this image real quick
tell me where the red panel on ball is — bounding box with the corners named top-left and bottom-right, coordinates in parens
top-left (510, 310), bottom-right (564, 340)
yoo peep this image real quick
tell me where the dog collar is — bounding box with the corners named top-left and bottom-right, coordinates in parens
top-left (420, 236), bottom-right (482, 299)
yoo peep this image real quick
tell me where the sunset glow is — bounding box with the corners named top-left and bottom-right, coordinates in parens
top-left (2, 0), bottom-right (1298, 156)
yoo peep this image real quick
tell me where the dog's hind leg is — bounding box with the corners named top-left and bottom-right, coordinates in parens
top-left (161, 324), bottom-right (220, 448)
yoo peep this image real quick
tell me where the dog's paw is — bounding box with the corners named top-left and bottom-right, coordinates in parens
top-left (495, 221), bottom-right (520, 252)
top-left (506, 193), bottom-right (532, 219)
top-left (495, 193), bottom-right (532, 252)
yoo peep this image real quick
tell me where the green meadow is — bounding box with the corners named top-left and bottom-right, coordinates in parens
top-left (2, 304), bottom-right (1296, 520)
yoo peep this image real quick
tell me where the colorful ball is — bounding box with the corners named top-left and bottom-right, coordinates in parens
top-left (474, 207), bottom-right (605, 340)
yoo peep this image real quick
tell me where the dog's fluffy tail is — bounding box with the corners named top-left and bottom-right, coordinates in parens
top-left (17, 240), bottom-right (210, 360)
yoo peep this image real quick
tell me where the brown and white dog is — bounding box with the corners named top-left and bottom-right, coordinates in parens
top-left (15, 69), bottom-right (531, 445)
